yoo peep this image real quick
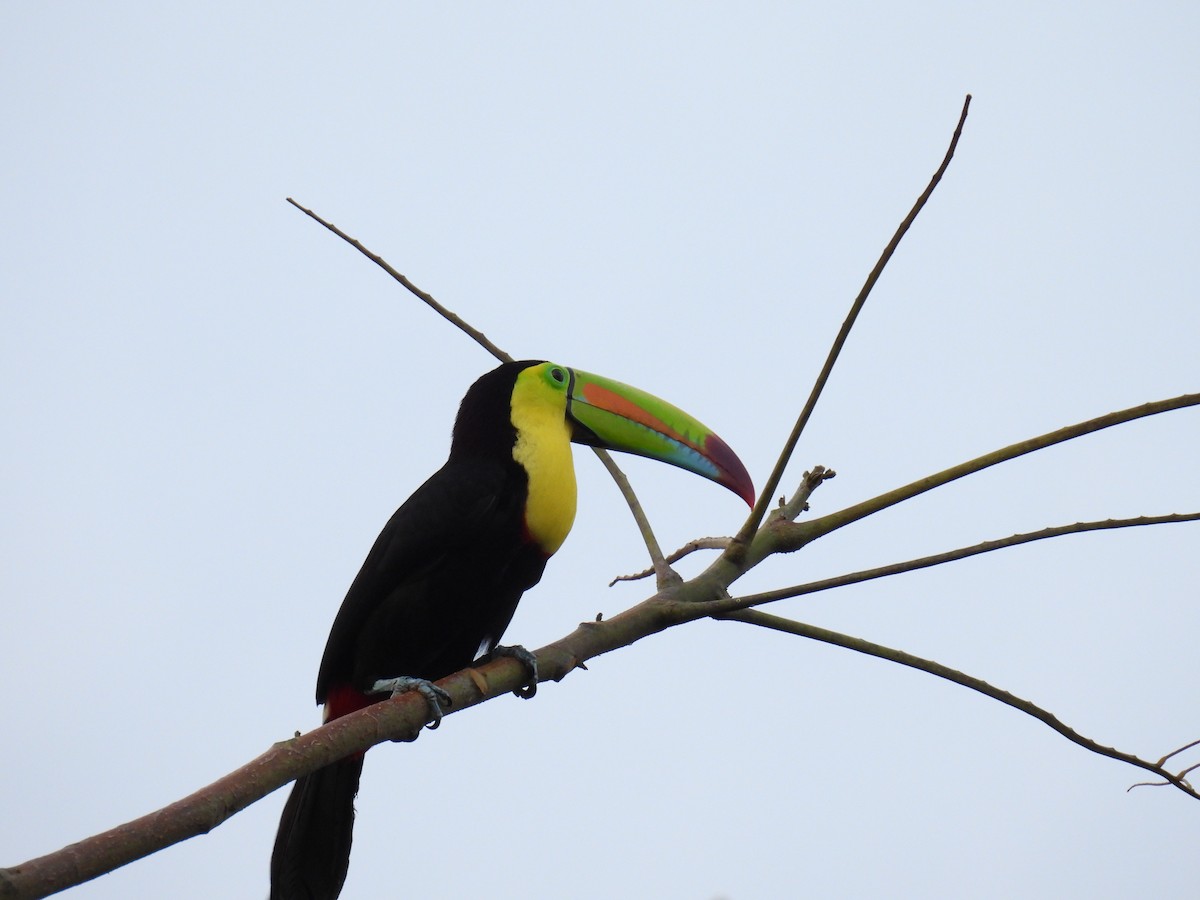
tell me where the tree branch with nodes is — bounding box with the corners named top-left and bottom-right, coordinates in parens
top-left (3, 94), bottom-right (1197, 900)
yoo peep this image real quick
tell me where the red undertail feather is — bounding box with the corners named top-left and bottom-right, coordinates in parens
top-left (323, 682), bottom-right (374, 722)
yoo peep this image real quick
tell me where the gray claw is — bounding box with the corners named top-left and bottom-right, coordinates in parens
top-left (370, 676), bottom-right (453, 729)
top-left (490, 644), bottom-right (540, 699)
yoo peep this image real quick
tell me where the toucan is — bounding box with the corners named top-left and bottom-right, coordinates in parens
top-left (269, 360), bottom-right (754, 900)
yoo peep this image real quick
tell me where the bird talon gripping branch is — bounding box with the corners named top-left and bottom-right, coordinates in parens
top-left (370, 676), bottom-right (453, 728)
top-left (270, 360), bottom-right (754, 900)
top-left (488, 643), bottom-right (540, 699)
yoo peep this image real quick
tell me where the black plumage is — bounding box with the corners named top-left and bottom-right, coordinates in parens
top-left (271, 362), bottom-right (551, 900)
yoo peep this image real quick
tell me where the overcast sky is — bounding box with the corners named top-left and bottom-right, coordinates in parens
top-left (3, 4), bottom-right (1198, 899)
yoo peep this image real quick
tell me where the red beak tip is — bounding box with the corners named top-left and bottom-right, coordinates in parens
top-left (723, 476), bottom-right (755, 507)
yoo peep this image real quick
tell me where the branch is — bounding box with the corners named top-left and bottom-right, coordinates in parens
top-left (285, 197), bottom-right (512, 364)
top-left (609, 537), bottom-right (727, 585)
top-left (720, 608), bottom-right (1199, 801)
top-left (768, 464), bottom-right (838, 523)
top-left (726, 94), bottom-right (972, 563)
top-left (776, 394), bottom-right (1200, 551)
top-left (0, 588), bottom-right (714, 899)
top-left (592, 448), bottom-right (675, 587)
top-left (729, 512), bottom-right (1200, 610)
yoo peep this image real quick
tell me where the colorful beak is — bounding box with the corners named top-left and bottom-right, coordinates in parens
top-left (564, 368), bottom-right (755, 506)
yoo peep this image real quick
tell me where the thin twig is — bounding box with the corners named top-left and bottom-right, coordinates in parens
top-left (787, 395), bottom-right (1200, 549)
top-left (725, 94), bottom-right (972, 564)
top-left (285, 197), bottom-right (513, 363)
top-left (721, 608), bottom-right (1199, 801)
top-left (729, 513), bottom-right (1200, 610)
top-left (1157, 738), bottom-right (1200, 768)
top-left (592, 447), bottom-right (675, 587)
top-left (610, 537), bottom-right (730, 586)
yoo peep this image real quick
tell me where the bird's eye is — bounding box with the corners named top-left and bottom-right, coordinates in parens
top-left (549, 367), bottom-right (566, 384)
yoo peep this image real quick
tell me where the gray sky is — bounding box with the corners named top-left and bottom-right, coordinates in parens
top-left (3, 4), bottom-right (1197, 899)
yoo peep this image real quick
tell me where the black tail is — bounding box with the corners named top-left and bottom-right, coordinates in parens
top-left (270, 756), bottom-right (365, 900)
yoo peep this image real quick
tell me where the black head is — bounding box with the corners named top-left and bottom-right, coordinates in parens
top-left (449, 360), bottom-right (545, 459)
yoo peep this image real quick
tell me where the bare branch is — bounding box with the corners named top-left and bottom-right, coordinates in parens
top-left (1127, 779), bottom-right (1177, 792)
top-left (729, 512), bottom-right (1200, 610)
top-left (1157, 738), bottom-right (1200, 768)
top-left (609, 537), bottom-right (730, 586)
top-left (285, 197), bottom-right (512, 363)
top-left (768, 465), bottom-right (837, 523)
top-left (726, 95), bottom-right (972, 564)
top-left (720, 608), bottom-right (1199, 801)
top-left (592, 448), bottom-right (676, 588)
top-left (0, 588), bottom-right (715, 899)
top-left (775, 396), bottom-right (1200, 554)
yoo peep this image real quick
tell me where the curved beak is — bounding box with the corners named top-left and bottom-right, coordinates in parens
top-left (564, 368), bottom-right (755, 506)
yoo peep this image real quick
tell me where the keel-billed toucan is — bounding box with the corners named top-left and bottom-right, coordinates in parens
top-left (270, 360), bottom-right (754, 900)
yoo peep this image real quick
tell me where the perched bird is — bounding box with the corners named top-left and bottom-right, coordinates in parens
top-left (269, 359), bottom-right (753, 900)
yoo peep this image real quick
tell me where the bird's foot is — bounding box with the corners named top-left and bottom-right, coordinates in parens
top-left (370, 676), bottom-right (453, 730)
top-left (488, 644), bottom-right (540, 699)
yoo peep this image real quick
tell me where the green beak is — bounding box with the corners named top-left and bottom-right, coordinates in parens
top-left (564, 368), bottom-right (755, 506)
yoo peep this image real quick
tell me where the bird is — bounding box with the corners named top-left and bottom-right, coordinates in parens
top-left (269, 359), bottom-right (754, 900)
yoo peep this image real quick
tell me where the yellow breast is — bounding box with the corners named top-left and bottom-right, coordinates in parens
top-left (510, 373), bottom-right (578, 555)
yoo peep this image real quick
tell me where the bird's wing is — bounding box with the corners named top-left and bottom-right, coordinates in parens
top-left (313, 459), bottom-right (521, 702)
